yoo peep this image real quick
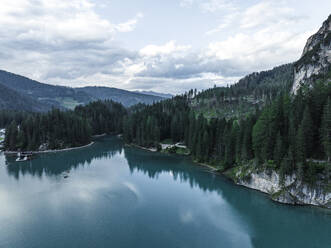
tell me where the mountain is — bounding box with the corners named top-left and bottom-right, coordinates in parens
top-left (0, 83), bottom-right (50, 112)
top-left (134, 90), bottom-right (173, 99)
top-left (0, 70), bottom-right (92, 109)
top-left (292, 14), bottom-right (331, 94)
top-left (76, 87), bottom-right (164, 107)
top-left (0, 70), bottom-right (166, 111)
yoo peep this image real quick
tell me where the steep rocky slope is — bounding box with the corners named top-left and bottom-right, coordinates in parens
top-left (292, 15), bottom-right (331, 94)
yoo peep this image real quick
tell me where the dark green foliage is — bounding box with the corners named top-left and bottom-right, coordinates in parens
top-left (4, 121), bottom-right (18, 151)
top-left (321, 97), bottom-right (331, 161)
top-left (75, 100), bottom-right (127, 135)
top-left (193, 64), bottom-right (293, 119)
top-left (3, 100), bottom-right (127, 151)
top-left (123, 77), bottom-right (330, 180)
top-left (0, 110), bottom-right (29, 128)
top-left (122, 95), bottom-right (189, 147)
top-left (4, 109), bottom-right (91, 151)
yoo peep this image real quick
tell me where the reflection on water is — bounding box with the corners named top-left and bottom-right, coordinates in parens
top-left (0, 136), bottom-right (330, 248)
top-left (124, 145), bottom-right (331, 248)
top-left (4, 137), bottom-right (123, 179)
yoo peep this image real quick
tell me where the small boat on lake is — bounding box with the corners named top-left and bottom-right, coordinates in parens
top-left (16, 152), bottom-right (33, 162)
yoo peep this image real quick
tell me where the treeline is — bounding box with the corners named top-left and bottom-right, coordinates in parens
top-left (123, 80), bottom-right (330, 180)
top-left (0, 110), bottom-right (29, 128)
top-left (3, 100), bottom-right (127, 151)
top-left (123, 96), bottom-right (190, 147)
top-left (196, 64), bottom-right (293, 103)
top-left (190, 64), bottom-right (294, 119)
top-left (5, 109), bottom-right (91, 151)
top-left (75, 100), bottom-right (127, 135)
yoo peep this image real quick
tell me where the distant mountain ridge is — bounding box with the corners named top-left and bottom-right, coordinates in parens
top-left (0, 70), bottom-right (166, 111)
top-left (77, 86), bottom-right (164, 107)
top-left (0, 70), bottom-right (91, 110)
top-left (134, 90), bottom-right (173, 99)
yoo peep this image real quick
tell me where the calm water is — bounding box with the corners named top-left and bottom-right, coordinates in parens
top-left (0, 136), bottom-right (330, 248)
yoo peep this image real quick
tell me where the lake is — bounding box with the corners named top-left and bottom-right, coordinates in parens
top-left (0, 136), bottom-right (330, 248)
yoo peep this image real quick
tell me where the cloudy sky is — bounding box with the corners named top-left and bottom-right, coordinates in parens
top-left (0, 0), bottom-right (330, 94)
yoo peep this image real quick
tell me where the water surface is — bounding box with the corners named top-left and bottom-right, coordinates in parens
top-left (0, 136), bottom-right (330, 248)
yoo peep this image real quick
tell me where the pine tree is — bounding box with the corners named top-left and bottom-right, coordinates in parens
top-left (252, 109), bottom-right (270, 163)
top-left (301, 107), bottom-right (314, 158)
top-left (296, 124), bottom-right (306, 164)
top-left (273, 132), bottom-right (283, 167)
top-left (321, 97), bottom-right (331, 162)
top-left (202, 130), bottom-right (210, 161)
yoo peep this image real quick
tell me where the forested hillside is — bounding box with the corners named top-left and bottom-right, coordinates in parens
top-left (123, 73), bottom-right (330, 182)
top-left (75, 100), bottom-right (127, 135)
top-left (0, 70), bottom-right (91, 109)
top-left (0, 83), bottom-right (51, 112)
top-left (192, 64), bottom-right (293, 119)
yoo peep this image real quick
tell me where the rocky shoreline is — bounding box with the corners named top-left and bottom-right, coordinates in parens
top-left (125, 142), bottom-right (331, 209)
top-left (225, 166), bottom-right (331, 209)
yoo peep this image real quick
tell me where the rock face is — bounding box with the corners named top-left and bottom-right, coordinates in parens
top-left (292, 15), bottom-right (331, 94)
top-left (235, 169), bottom-right (331, 208)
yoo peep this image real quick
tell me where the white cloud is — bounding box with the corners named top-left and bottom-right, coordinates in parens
top-left (200, 0), bottom-right (236, 13)
top-left (139, 41), bottom-right (191, 57)
top-left (0, 0), bottom-right (144, 86)
top-left (206, 28), bottom-right (310, 71)
top-left (240, 1), bottom-right (303, 29)
top-left (180, 0), bottom-right (235, 12)
top-left (115, 13), bottom-right (144, 32)
top-left (180, 0), bottom-right (194, 8)
top-left (205, 1), bottom-right (310, 72)
top-left (206, 12), bottom-right (239, 35)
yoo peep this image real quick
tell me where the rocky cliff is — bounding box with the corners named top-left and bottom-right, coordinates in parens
top-left (230, 166), bottom-right (331, 209)
top-left (292, 15), bottom-right (331, 94)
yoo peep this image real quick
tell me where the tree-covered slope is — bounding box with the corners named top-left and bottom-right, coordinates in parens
top-left (0, 70), bottom-right (92, 109)
top-left (192, 64), bottom-right (294, 119)
top-left (0, 83), bottom-right (51, 112)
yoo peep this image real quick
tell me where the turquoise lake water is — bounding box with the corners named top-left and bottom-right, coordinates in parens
top-left (0, 136), bottom-right (330, 248)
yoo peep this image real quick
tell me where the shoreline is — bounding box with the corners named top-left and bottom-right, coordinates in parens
top-left (126, 142), bottom-right (331, 210)
top-left (125, 143), bottom-right (157, 152)
top-left (4, 141), bottom-right (95, 155)
top-left (196, 162), bottom-right (330, 210)
top-left (92, 133), bottom-right (107, 138)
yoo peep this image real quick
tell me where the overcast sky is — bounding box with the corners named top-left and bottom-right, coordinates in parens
top-left (0, 0), bottom-right (330, 94)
